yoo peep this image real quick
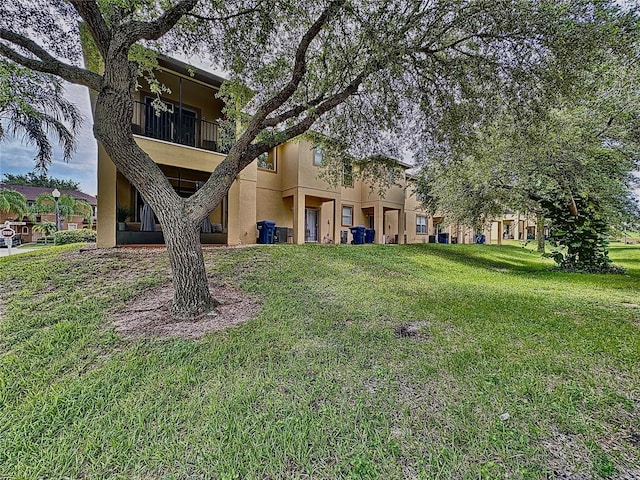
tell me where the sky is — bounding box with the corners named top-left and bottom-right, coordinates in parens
top-left (0, 83), bottom-right (98, 195)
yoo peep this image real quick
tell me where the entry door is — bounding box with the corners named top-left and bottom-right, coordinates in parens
top-left (175, 107), bottom-right (197, 147)
top-left (367, 215), bottom-right (375, 229)
top-left (305, 208), bottom-right (318, 242)
top-left (145, 98), bottom-right (173, 142)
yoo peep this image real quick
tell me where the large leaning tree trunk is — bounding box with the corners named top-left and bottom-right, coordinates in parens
top-left (93, 51), bottom-right (219, 318)
top-left (84, 0), bottom-right (352, 319)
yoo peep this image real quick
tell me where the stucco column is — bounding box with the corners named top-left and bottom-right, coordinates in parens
top-left (97, 144), bottom-right (117, 248)
top-left (293, 192), bottom-right (305, 244)
top-left (227, 161), bottom-right (258, 245)
top-left (333, 199), bottom-right (341, 244)
top-left (497, 221), bottom-right (503, 245)
top-left (398, 209), bottom-right (405, 244)
top-left (375, 204), bottom-right (385, 244)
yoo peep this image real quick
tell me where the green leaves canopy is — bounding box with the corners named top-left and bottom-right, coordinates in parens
top-left (415, 50), bottom-right (640, 229)
top-left (2, 173), bottom-right (81, 190)
top-left (3, 0), bottom-right (636, 165)
top-left (0, 189), bottom-right (27, 218)
top-left (0, 61), bottom-right (81, 170)
top-left (31, 193), bottom-right (92, 224)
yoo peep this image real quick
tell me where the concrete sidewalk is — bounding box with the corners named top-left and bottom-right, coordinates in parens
top-left (0, 247), bottom-right (38, 257)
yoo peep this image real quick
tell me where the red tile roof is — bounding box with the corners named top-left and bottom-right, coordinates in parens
top-left (0, 184), bottom-right (97, 206)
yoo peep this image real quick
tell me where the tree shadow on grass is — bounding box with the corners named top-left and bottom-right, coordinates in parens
top-left (407, 245), bottom-right (640, 297)
top-left (403, 244), bottom-right (550, 274)
top-left (608, 246), bottom-right (640, 273)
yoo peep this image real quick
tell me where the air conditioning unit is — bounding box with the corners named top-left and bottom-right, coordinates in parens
top-left (274, 227), bottom-right (292, 243)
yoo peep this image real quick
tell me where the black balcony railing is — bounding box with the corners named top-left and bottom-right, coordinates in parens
top-left (132, 100), bottom-right (226, 153)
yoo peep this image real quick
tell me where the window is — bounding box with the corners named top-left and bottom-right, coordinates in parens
top-left (416, 216), bottom-right (427, 234)
top-left (342, 160), bottom-right (353, 187)
top-left (313, 147), bottom-right (323, 166)
top-left (22, 226), bottom-right (29, 234)
top-left (342, 206), bottom-right (353, 226)
top-left (257, 150), bottom-right (276, 171)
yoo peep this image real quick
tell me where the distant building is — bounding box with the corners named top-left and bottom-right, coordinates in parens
top-left (0, 183), bottom-right (97, 243)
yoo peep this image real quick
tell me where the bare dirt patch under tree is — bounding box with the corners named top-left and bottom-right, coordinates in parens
top-left (112, 281), bottom-right (261, 340)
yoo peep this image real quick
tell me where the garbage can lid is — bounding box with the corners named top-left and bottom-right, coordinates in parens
top-left (257, 220), bottom-right (276, 227)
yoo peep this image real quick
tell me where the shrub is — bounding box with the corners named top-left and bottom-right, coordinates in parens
top-left (541, 194), bottom-right (625, 274)
top-left (54, 228), bottom-right (97, 245)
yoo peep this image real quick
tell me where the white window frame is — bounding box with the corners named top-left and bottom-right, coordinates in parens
top-left (342, 206), bottom-right (353, 226)
top-left (257, 150), bottom-right (276, 171)
top-left (416, 216), bottom-right (427, 234)
top-left (313, 147), bottom-right (323, 166)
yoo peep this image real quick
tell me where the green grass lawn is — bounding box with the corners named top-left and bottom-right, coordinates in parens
top-left (15, 242), bottom-right (56, 250)
top-left (1, 244), bottom-right (639, 479)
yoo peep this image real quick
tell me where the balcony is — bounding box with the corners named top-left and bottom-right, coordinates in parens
top-left (132, 100), bottom-right (228, 154)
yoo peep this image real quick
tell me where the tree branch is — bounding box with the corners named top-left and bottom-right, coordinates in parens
top-left (595, 116), bottom-right (615, 138)
top-left (245, 0), bottom-right (345, 131)
top-left (0, 29), bottom-right (102, 90)
top-left (261, 93), bottom-right (327, 128)
top-left (185, 63), bottom-right (376, 222)
top-left (186, 1), bottom-right (265, 22)
top-left (250, 68), bottom-right (373, 161)
top-left (187, 0), bottom-right (347, 218)
top-left (124, 0), bottom-right (199, 43)
top-left (68, 0), bottom-right (111, 58)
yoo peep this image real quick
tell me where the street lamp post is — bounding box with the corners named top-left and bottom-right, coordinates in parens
top-left (52, 188), bottom-right (61, 232)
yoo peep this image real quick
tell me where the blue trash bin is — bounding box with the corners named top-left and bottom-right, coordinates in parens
top-left (437, 232), bottom-right (449, 244)
top-left (350, 225), bottom-right (366, 244)
top-left (256, 220), bottom-right (276, 244)
top-left (474, 234), bottom-right (486, 244)
top-left (364, 228), bottom-right (375, 243)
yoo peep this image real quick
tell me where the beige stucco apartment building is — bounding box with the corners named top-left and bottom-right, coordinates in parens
top-left (96, 56), bottom-right (535, 248)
